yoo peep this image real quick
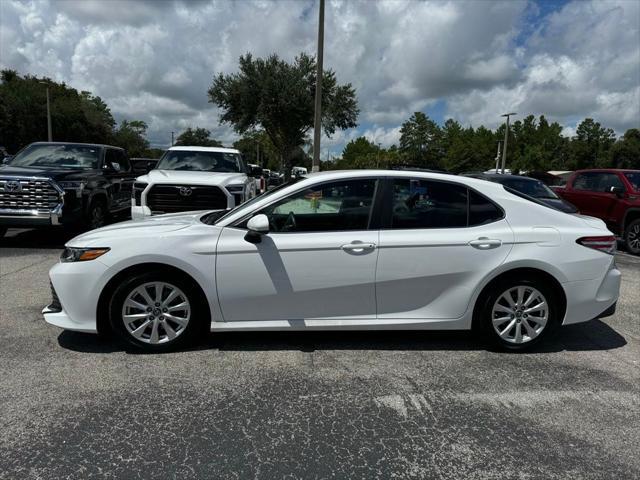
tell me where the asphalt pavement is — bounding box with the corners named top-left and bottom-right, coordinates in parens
top-left (0, 227), bottom-right (638, 479)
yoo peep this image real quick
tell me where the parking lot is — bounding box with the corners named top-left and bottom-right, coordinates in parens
top-left (0, 227), bottom-right (638, 479)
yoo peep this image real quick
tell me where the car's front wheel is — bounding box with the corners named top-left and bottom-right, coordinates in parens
top-left (624, 218), bottom-right (640, 255)
top-left (109, 271), bottom-right (207, 351)
top-left (478, 278), bottom-right (560, 351)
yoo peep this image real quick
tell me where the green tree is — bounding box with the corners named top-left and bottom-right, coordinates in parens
top-left (399, 112), bottom-right (443, 169)
top-left (0, 70), bottom-right (116, 152)
top-left (174, 127), bottom-right (222, 147)
top-left (233, 130), bottom-right (279, 169)
top-left (610, 129), bottom-right (640, 169)
top-left (568, 118), bottom-right (616, 169)
top-left (340, 136), bottom-right (379, 166)
top-left (113, 120), bottom-right (149, 157)
top-left (208, 53), bottom-right (359, 178)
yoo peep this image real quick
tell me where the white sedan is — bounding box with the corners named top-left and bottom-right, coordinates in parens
top-left (43, 170), bottom-right (621, 352)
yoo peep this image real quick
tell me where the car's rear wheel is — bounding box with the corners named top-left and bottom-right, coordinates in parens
top-left (624, 219), bottom-right (640, 255)
top-left (109, 271), bottom-right (207, 352)
top-left (478, 278), bottom-right (559, 351)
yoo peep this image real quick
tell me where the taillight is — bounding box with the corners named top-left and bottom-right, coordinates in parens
top-left (576, 236), bottom-right (617, 255)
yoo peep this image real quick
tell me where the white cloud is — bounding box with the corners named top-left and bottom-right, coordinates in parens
top-left (0, 0), bottom-right (638, 152)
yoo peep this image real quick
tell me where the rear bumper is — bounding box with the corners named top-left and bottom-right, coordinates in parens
top-left (562, 264), bottom-right (621, 325)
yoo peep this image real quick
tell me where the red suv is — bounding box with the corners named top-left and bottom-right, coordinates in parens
top-left (554, 169), bottom-right (640, 254)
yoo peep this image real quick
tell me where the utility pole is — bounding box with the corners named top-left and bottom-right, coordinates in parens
top-left (40, 82), bottom-right (52, 141)
top-left (500, 112), bottom-right (516, 174)
top-left (311, 0), bottom-right (325, 173)
top-left (256, 141), bottom-right (260, 166)
top-left (494, 140), bottom-right (502, 172)
top-left (171, 131), bottom-right (175, 146)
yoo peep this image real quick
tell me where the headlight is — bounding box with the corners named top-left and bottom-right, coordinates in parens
top-left (132, 182), bottom-right (147, 205)
top-left (226, 184), bottom-right (244, 194)
top-left (60, 247), bottom-right (110, 262)
top-left (58, 181), bottom-right (86, 197)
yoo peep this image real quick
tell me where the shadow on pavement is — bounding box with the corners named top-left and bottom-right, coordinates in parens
top-left (57, 318), bottom-right (627, 355)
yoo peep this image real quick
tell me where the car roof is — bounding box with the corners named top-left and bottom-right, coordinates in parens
top-left (30, 141), bottom-right (122, 150)
top-left (168, 146), bottom-right (240, 153)
top-left (465, 173), bottom-right (539, 182)
top-left (303, 169), bottom-right (505, 190)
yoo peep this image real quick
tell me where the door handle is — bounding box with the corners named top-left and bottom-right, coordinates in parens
top-left (468, 237), bottom-right (502, 249)
top-left (341, 242), bottom-right (376, 252)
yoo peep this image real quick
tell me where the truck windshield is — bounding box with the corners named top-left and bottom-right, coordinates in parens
top-left (156, 150), bottom-right (242, 173)
top-left (8, 144), bottom-right (100, 169)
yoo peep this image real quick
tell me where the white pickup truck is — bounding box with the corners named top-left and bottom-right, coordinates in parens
top-left (132, 146), bottom-right (260, 219)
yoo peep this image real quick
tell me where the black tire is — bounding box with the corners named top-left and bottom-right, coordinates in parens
top-left (85, 199), bottom-right (107, 230)
top-left (624, 218), bottom-right (640, 255)
top-left (108, 270), bottom-right (209, 352)
top-left (477, 276), bottom-right (560, 351)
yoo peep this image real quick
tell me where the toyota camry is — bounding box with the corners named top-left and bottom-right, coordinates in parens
top-left (43, 170), bottom-right (621, 351)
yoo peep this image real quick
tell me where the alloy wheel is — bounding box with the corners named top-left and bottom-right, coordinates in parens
top-left (491, 286), bottom-right (548, 344)
top-left (627, 222), bottom-right (640, 253)
top-left (121, 282), bottom-right (191, 345)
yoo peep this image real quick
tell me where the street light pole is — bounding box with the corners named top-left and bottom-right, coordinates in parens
top-left (500, 112), bottom-right (516, 174)
top-left (494, 140), bottom-right (502, 172)
top-left (40, 82), bottom-right (52, 141)
top-left (311, 0), bottom-right (325, 173)
top-left (171, 131), bottom-right (175, 146)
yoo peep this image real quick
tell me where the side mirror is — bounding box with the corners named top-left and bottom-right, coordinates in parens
top-left (249, 165), bottom-right (263, 178)
top-left (2, 155), bottom-right (13, 164)
top-left (245, 214), bottom-right (269, 244)
top-left (609, 186), bottom-right (624, 197)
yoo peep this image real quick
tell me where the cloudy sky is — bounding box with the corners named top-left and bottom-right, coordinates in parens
top-left (1, 0), bottom-right (639, 152)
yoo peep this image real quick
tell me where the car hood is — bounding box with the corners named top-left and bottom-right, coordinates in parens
top-left (137, 169), bottom-right (247, 186)
top-left (67, 211), bottom-right (208, 247)
top-left (539, 197), bottom-right (578, 213)
top-left (0, 165), bottom-right (91, 181)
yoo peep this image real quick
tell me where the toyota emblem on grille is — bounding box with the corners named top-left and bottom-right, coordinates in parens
top-left (179, 186), bottom-right (193, 197)
top-left (4, 180), bottom-right (22, 192)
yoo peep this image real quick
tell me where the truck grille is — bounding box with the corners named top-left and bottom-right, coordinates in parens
top-left (146, 185), bottom-right (228, 213)
top-left (0, 177), bottom-right (62, 212)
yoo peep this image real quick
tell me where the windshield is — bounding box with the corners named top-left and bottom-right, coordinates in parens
top-left (624, 172), bottom-right (640, 191)
top-left (203, 177), bottom-right (302, 225)
top-left (157, 150), bottom-right (243, 173)
top-left (8, 144), bottom-right (101, 170)
top-left (495, 177), bottom-right (558, 199)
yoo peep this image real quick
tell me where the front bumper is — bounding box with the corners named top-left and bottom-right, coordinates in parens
top-left (43, 259), bottom-right (110, 333)
top-left (0, 206), bottom-right (64, 226)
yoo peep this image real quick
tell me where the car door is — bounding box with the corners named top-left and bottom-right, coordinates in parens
top-left (215, 177), bottom-right (381, 322)
top-left (103, 148), bottom-right (125, 210)
top-left (115, 150), bottom-right (135, 212)
top-left (376, 177), bottom-right (514, 320)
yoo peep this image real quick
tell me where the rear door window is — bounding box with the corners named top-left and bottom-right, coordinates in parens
top-left (391, 179), bottom-right (468, 229)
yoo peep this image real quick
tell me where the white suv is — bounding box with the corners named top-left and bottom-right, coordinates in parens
top-left (132, 146), bottom-right (258, 218)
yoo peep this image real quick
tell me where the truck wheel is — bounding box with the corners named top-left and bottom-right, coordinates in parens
top-left (624, 218), bottom-right (640, 255)
top-left (85, 199), bottom-right (107, 230)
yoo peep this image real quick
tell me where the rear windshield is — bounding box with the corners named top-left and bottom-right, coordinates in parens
top-left (157, 150), bottom-right (243, 173)
top-left (624, 172), bottom-right (640, 191)
top-left (494, 177), bottom-right (558, 199)
top-left (9, 144), bottom-right (101, 169)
